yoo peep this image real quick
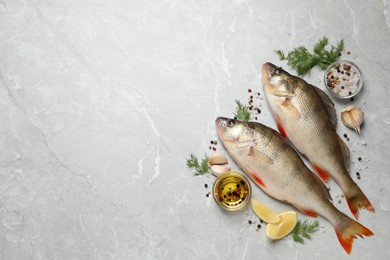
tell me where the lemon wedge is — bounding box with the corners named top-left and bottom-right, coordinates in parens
top-left (251, 199), bottom-right (281, 224)
top-left (266, 211), bottom-right (297, 240)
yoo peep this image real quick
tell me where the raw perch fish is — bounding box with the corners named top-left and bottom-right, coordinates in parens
top-left (215, 117), bottom-right (373, 254)
top-left (262, 62), bottom-right (374, 219)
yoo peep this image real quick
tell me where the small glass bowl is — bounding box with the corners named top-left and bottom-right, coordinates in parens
top-left (324, 60), bottom-right (363, 99)
top-left (213, 171), bottom-right (252, 211)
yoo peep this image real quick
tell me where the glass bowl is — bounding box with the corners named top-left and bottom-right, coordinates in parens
top-left (213, 171), bottom-right (252, 211)
top-left (324, 60), bottom-right (363, 99)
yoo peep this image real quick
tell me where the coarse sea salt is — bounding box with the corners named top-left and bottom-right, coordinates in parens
top-left (324, 60), bottom-right (363, 99)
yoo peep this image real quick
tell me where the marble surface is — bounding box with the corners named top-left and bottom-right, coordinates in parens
top-left (1, 0), bottom-right (390, 259)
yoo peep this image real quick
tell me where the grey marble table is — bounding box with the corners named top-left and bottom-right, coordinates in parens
top-left (1, 0), bottom-right (390, 259)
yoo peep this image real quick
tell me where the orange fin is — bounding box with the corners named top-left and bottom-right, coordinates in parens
top-left (345, 190), bottom-right (375, 220)
top-left (252, 173), bottom-right (266, 188)
top-left (300, 208), bottom-right (318, 218)
top-left (275, 115), bottom-right (287, 137)
top-left (335, 216), bottom-right (373, 254)
top-left (311, 163), bottom-right (331, 183)
top-left (246, 168), bottom-right (266, 188)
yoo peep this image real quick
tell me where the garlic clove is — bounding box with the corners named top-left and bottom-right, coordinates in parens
top-left (208, 154), bottom-right (228, 167)
top-left (210, 164), bottom-right (231, 176)
top-left (341, 106), bottom-right (364, 135)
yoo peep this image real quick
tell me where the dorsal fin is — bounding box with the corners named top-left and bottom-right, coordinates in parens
top-left (337, 135), bottom-right (351, 171)
top-left (312, 85), bottom-right (337, 129)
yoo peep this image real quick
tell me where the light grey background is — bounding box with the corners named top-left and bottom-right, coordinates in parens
top-left (1, 0), bottom-right (390, 259)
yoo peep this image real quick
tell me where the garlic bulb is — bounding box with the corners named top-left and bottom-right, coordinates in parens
top-left (208, 154), bottom-right (230, 176)
top-left (341, 106), bottom-right (364, 135)
top-left (208, 154), bottom-right (228, 167)
top-left (210, 164), bottom-right (232, 176)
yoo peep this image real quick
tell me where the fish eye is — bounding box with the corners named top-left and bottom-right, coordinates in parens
top-left (272, 66), bottom-right (282, 75)
top-left (228, 119), bottom-right (235, 127)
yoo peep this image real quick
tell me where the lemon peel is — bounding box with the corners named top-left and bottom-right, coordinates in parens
top-left (251, 198), bottom-right (281, 224)
top-left (266, 211), bottom-right (298, 240)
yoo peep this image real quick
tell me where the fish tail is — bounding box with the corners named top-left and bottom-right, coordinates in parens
top-left (334, 216), bottom-right (373, 254)
top-left (345, 186), bottom-right (375, 219)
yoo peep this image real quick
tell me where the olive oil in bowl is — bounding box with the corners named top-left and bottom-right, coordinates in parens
top-left (213, 171), bottom-right (251, 211)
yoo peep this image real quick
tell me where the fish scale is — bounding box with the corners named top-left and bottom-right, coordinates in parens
top-left (215, 117), bottom-right (373, 254)
top-left (292, 88), bottom-right (330, 152)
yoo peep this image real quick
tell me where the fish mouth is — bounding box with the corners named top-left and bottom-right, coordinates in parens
top-left (215, 117), bottom-right (229, 140)
top-left (262, 62), bottom-right (284, 80)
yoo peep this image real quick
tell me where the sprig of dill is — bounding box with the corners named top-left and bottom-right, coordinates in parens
top-left (234, 100), bottom-right (251, 122)
top-left (275, 36), bottom-right (344, 76)
top-left (186, 153), bottom-right (210, 175)
top-left (291, 219), bottom-right (319, 244)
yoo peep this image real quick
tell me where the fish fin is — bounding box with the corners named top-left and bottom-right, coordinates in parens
top-left (312, 85), bottom-right (337, 129)
top-left (252, 173), bottom-right (266, 188)
top-left (275, 115), bottom-right (287, 137)
top-left (345, 187), bottom-right (375, 219)
top-left (311, 163), bottom-right (331, 183)
top-left (300, 208), bottom-right (318, 218)
top-left (334, 216), bottom-right (373, 254)
top-left (337, 135), bottom-right (351, 170)
top-left (274, 90), bottom-right (294, 98)
top-left (246, 168), bottom-right (266, 188)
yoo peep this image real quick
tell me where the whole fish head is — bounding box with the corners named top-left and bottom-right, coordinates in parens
top-left (262, 62), bottom-right (295, 98)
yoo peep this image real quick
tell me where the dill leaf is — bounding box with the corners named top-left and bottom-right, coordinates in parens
top-left (186, 153), bottom-right (210, 176)
top-left (275, 36), bottom-right (344, 75)
top-left (234, 100), bottom-right (251, 122)
top-left (305, 219), bottom-right (319, 233)
top-left (275, 50), bottom-right (287, 60)
top-left (313, 37), bottom-right (329, 55)
top-left (186, 153), bottom-right (199, 169)
top-left (291, 219), bottom-right (319, 244)
top-left (195, 155), bottom-right (210, 175)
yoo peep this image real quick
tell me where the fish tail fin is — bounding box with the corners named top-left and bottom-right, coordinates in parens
top-left (334, 216), bottom-right (373, 254)
top-left (345, 186), bottom-right (375, 219)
